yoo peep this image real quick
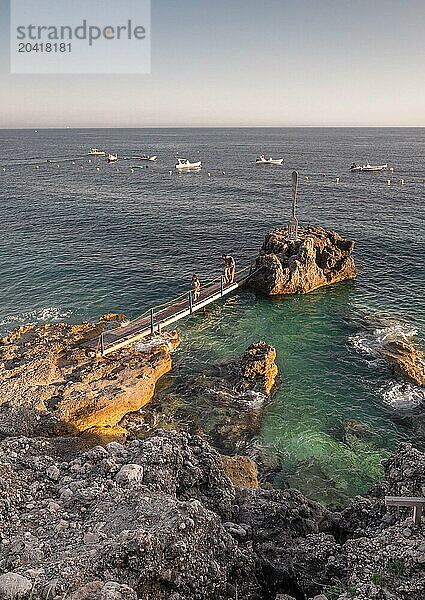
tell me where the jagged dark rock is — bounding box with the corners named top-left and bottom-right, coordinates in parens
top-left (251, 225), bottom-right (357, 295)
top-left (0, 430), bottom-right (333, 600)
top-left (1, 431), bottom-right (423, 600)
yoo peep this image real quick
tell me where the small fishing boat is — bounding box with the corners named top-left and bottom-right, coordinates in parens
top-left (176, 158), bottom-right (202, 170)
top-left (88, 148), bottom-right (105, 156)
top-left (350, 162), bottom-right (387, 172)
top-left (256, 155), bottom-right (284, 165)
top-left (107, 154), bottom-right (118, 163)
top-left (141, 155), bottom-right (158, 162)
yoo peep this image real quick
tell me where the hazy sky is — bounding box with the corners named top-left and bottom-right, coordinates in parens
top-left (1, 0), bottom-right (425, 128)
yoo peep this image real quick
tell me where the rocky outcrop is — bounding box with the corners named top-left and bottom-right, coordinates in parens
top-left (251, 225), bottom-right (357, 295)
top-left (0, 431), bottom-right (424, 600)
top-left (122, 341), bottom-right (278, 456)
top-left (379, 340), bottom-right (425, 387)
top-left (238, 341), bottom-right (278, 395)
top-left (220, 454), bottom-right (259, 488)
top-left (0, 316), bottom-right (179, 439)
top-left (0, 431), bottom-right (333, 600)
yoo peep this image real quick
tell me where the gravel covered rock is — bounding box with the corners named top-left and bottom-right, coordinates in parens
top-left (0, 433), bottom-right (423, 600)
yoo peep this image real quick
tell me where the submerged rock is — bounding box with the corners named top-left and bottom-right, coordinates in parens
top-left (0, 316), bottom-right (180, 438)
top-left (122, 341), bottom-right (278, 456)
top-left (251, 225), bottom-right (357, 295)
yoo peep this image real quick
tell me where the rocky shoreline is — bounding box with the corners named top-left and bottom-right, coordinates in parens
top-left (0, 431), bottom-right (424, 600)
top-left (1, 226), bottom-right (424, 600)
top-left (0, 315), bottom-right (180, 443)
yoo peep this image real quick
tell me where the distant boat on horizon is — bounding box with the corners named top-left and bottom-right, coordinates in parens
top-left (350, 162), bottom-right (387, 172)
top-left (256, 154), bottom-right (284, 165)
top-left (176, 158), bottom-right (202, 170)
top-left (88, 148), bottom-right (105, 156)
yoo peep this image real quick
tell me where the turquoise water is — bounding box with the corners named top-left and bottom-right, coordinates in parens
top-left (1, 128), bottom-right (424, 502)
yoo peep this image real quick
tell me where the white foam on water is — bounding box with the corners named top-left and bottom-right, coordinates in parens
top-left (134, 332), bottom-right (177, 353)
top-left (348, 310), bottom-right (418, 360)
top-left (242, 390), bottom-right (268, 409)
top-left (382, 381), bottom-right (425, 410)
top-left (209, 386), bottom-right (267, 409)
top-left (348, 332), bottom-right (381, 357)
top-left (0, 307), bottom-right (71, 327)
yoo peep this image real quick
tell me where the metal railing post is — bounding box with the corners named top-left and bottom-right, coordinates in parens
top-left (189, 291), bottom-right (193, 314)
top-left (220, 275), bottom-right (224, 296)
top-left (100, 332), bottom-right (105, 356)
top-left (150, 308), bottom-right (155, 334)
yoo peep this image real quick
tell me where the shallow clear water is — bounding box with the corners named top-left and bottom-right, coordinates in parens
top-left (1, 127), bottom-right (424, 503)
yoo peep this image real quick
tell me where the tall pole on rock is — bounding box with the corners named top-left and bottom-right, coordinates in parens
top-left (288, 170), bottom-right (299, 240)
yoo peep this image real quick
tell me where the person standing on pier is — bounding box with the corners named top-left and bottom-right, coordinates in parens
top-left (222, 254), bottom-right (236, 283)
top-left (192, 274), bottom-right (201, 301)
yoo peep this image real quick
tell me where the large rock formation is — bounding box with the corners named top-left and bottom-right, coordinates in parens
top-left (238, 341), bottom-right (278, 395)
top-left (0, 432), bottom-right (424, 600)
top-left (251, 225), bottom-right (357, 295)
top-left (0, 316), bottom-right (179, 440)
top-left (0, 431), bottom-right (332, 600)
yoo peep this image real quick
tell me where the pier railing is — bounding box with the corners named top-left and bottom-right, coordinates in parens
top-left (96, 263), bottom-right (258, 356)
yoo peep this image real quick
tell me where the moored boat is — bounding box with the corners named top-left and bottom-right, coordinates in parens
top-left (256, 154), bottom-right (284, 165)
top-left (88, 148), bottom-right (105, 156)
top-left (350, 162), bottom-right (387, 172)
top-left (107, 154), bottom-right (118, 162)
top-left (141, 155), bottom-right (157, 162)
top-left (176, 158), bottom-right (202, 170)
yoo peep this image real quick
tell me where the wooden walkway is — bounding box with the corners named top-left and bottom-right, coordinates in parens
top-left (84, 265), bottom-right (256, 356)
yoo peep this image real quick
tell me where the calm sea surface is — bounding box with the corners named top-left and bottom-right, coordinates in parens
top-left (1, 127), bottom-right (424, 503)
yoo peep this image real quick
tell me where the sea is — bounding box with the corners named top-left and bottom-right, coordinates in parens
top-left (0, 127), bottom-right (424, 504)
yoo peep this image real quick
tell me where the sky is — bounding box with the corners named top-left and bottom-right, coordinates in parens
top-left (1, 0), bottom-right (425, 128)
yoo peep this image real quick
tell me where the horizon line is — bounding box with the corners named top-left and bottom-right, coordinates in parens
top-left (1, 125), bottom-right (425, 130)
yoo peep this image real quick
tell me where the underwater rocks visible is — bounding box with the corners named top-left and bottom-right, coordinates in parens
top-left (251, 225), bottom-right (357, 295)
top-left (220, 454), bottom-right (259, 488)
top-left (0, 316), bottom-right (179, 440)
top-left (379, 340), bottom-right (425, 387)
top-left (122, 341), bottom-right (278, 457)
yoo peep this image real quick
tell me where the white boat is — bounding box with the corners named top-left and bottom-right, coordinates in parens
top-left (88, 148), bottom-right (105, 156)
top-left (141, 155), bottom-right (157, 162)
top-left (256, 154), bottom-right (284, 165)
top-left (107, 154), bottom-right (118, 162)
top-left (176, 158), bottom-right (202, 170)
top-left (350, 162), bottom-right (387, 172)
